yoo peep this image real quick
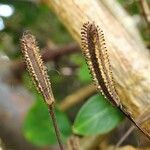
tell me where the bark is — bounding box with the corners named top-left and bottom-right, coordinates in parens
top-left (42, 0), bottom-right (150, 138)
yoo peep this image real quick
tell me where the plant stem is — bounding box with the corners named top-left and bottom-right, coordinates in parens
top-left (48, 105), bottom-right (64, 150)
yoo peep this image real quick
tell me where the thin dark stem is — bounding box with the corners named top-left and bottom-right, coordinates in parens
top-left (115, 107), bottom-right (150, 150)
top-left (114, 125), bottom-right (135, 150)
top-left (48, 104), bottom-right (64, 150)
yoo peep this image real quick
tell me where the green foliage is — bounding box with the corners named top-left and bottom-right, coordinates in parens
top-left (0, 1), bottom-right (73, 59)
top-left (73, 94), bottom-right (124, 136)
top-left (71, 54), bottom-right (91, 84)
top-left (23, 94), bottom-right (71, 146)
top-left (22, 72), bottom-right (37, 93)
top-left (117, 0), bottom-right (139, 15)
top-left (78, 62), bottom-right (91, 83)
top-left (140, 26), bottom-right (150, 42)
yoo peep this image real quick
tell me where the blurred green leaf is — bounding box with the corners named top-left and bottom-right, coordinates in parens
top-left (22, 72), bottom-right (36, 93)
top-left (78, 62), bottom-right (91, 83)
top-left (23, 94), bottom-right (71, 146)
top-left (70, 54), bottom-right (84, 65)
top-left (73, 94), bottom-right (124, 136)
top-left (70, 54), bottom-right (91, 84)
top-left (117, 0), bottom-right (139, 15)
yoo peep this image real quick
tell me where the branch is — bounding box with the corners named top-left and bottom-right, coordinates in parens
top-left (11, 43), bottom-right (79, 80)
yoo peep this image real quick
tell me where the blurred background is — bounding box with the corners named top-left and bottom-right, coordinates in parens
top-left (0, 0), bottom-right (149, 150)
